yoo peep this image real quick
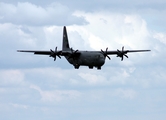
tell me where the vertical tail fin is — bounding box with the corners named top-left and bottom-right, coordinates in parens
top-left (62, 26), bottom-right (70, 51)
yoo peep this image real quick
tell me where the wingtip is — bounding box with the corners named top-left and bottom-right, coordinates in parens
top-left (17, 50), bottom-right (25, 52)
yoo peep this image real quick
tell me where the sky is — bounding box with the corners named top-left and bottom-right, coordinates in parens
top-left (0, 0), bottom-right (166, 120)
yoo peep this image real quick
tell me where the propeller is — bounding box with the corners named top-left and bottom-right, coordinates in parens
top-left (50, 47), bottom-right (61, 61)
top-left (101, 47), bottom-right (111, 60)
top-left (117, 46), bottom-right (128, 61)
top-left (71, 48), bottom-right (78, 55)
top-left (68, 48), bottom-right (79, 59)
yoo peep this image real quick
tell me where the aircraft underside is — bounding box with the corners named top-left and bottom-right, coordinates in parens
top-left (65, 53), bottom-right (105, 70)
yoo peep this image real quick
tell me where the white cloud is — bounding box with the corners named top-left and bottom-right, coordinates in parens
top-left (0, 2), bottom-right (87, 26)
top-left (30, 84), bottom-right (81, 102)
top-left (113, 88), bottom-right (137, 99)
top-left (0, 23), bottom-right (38, 49)
top-left (73, 11), bottom-right (151, 50)
top-left (0, 69), bottom-right (24, 85)
top-left (153, 32), bottom-right (166, 45)
top-left (79, 72), bottom-right (106, 85)
top-left (10, 103), bottom-right (29, 109)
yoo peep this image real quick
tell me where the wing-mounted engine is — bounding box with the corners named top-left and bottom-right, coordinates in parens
top-left (101, 47), bottom-right (111, 60)
top-left (68, 48), bottom-right (79, 58)
top-left (117, 46), bottom-right (128, 61)
top-left (49, 47), bottom-right (62, 61)
top-left (66, 48), bottom-right (81, 69)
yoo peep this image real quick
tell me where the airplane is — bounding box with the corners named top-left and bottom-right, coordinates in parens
top-left (18, 26), bottom-right (150, 70)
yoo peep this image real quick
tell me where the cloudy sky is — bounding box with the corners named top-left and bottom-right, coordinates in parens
top-left (0, 0), bottom-right (166, 120)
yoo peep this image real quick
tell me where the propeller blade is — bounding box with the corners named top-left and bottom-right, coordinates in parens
top-left (122, 46), bottom-right (124, 51)
top-left (117, 46), bottom-right (128, 61)
top-left (106, 47), bottom-right (108, 52)
top-left (124, 54), bottom-right (128, 58)
top-left (49, 47), bottom-right (61, 61)
top-left (117, 49), bottom-right (120, 53)
top-left (68, 48), bottom-right (79, 60)
top-left (74, 50), bottom-right (78, 54)
top-left (50, 49), bottom-right (53, 53)
top-left (54, 57), bottom-right (56, 61)
top-left (101, 47), bottom-right (111, 60)
top-left (107, 55), bottom-right (111, 60)
top-left (57, 55), bottom-right (61, 59)
top-left (101, 49), bottom-right (104, 54)
top-left (70, 48), bottom-right (73, 53)
top-left (50, 49), bottom-right (53, 57)
top-left (55, 47), bottom-right (57, 53)
top-left (121, 56), bottom-right (124, 61)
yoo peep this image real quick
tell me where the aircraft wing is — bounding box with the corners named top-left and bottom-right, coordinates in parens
top-left (18, 49), bottom-right (64, 61)
top-left (17, 49), bottom-right (81, 56)
top-left (17, 50), bottom-right (52, 55)
top-left (17, 49), bottom-right (81, 61)
top-left (100, 47), bottom-right (150, 61)
top-left (107, 50), bottom-right (151, 55)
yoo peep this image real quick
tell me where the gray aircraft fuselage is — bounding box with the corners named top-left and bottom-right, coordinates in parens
top-left (66, 51), bottom-right (105, 69)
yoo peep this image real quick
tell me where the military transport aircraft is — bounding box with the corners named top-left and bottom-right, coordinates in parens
top-left (18, 26), bottom-right (150, 70)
